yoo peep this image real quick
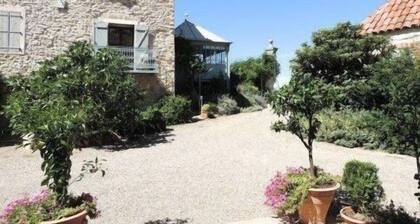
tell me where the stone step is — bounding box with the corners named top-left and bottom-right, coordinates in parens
top-left (228, 217), bottom-right (284, 224)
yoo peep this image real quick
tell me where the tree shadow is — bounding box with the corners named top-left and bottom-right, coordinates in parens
top-left (145, 218), bottom-right (189, 224)
top-left (95, 130), bottom-right (174, 151)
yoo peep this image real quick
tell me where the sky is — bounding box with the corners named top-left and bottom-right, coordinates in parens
top-left (175, 0), bottom-right (387, 86)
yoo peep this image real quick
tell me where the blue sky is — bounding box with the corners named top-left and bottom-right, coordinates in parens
top-left (175, 0), bottom-right (386, 86)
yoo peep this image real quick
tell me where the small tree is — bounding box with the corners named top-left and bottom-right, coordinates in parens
top-left (291, 22), bottom-right (395, 109)
top-left (269, 74), bottom-right (333, 177)
top-left (386, 59), bottom-right (420, 201)
top-left (4, 42), bottom-right (140, 204)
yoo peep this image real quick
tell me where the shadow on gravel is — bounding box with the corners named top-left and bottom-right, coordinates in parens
top-left (145, 218), bottom-right (189, 224)
top-left (96, 130), bottom-right (175, 151)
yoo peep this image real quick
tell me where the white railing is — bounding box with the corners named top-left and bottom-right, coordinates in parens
top-left (96, 46), bottom-right (158, 73)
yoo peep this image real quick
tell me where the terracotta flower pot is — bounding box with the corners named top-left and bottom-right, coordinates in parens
top-left (41, 210), bottom-right (88, 224)
top-left (200, 112), bottom-right (209, 119)
top-left (340, 207), bottom-right (370, 224)
top-left (299, 183), bottom-right (340, 224)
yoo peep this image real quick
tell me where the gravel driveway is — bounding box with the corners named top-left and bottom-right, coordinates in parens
top-left (0, 109), bottom-right (418, 223)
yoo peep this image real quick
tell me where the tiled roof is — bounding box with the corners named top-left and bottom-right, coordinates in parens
top-left (363, 0), bottom-right (420, 34)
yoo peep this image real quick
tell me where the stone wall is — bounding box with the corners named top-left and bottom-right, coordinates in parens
top-left (0, 0), bottom-right (175, 96)
top-left (389, 28), bottom-right (420, 58)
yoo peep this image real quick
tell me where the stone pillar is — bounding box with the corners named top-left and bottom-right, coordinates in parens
top-left (264, 39), bottom-right (278, 91)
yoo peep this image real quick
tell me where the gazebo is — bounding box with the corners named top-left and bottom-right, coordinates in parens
top-left (175, 17), bottom-right (232, 104)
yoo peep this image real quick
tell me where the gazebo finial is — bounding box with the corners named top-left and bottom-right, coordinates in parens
top-left (185, 13), bottom-right (190, 21)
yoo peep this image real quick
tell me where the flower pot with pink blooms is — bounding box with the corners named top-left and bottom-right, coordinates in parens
top-left (265, 167), bottom-right (339, 223)
top-left (268, 74), bottom-right (340, 223)
top-left (0, 189), bottom-right (99, 224)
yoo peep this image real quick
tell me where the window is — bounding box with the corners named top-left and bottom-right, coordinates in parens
top-left (0, 8), bottom-right (24, 53)
top-left (108, 24), bottom-right (134, 47)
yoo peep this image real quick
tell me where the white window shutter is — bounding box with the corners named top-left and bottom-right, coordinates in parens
top-left (94, 21), bottom-right (108, 47)
top-left (0, 12), bottom-right (8, 49)
top-left (135, 23), bottom-right (149, 49)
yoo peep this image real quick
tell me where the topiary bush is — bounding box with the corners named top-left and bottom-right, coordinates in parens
top-left (342, 160), bottom-right (384, 218)
top-left (217, 95), bottom-right (239, 115)
top-left (158, 95), bottom-right (192, 125)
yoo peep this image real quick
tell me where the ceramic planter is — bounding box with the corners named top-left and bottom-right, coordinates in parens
top-left (41, 210), bottom-right (88, 224)
top-left (299, 183), bottom-right (340, 224)
top-left (340, 207), bottom-right (370, 224)
top-left (200, 112), bottom-right (209, 119)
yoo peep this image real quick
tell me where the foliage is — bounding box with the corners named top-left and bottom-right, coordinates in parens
top-left (158, 95), bottom-right (192, 125)
top-left (3, 42), bottom-right (147, 203)
top-left (0, 74), bottom-right (9, 139)
top-left (201, 103), bottom-right (218, 117)
top-left (231, 53), bottom-right (280, 92)
top-left (217, 95), bottom-right (240, 115)
top-left (0, 189), bottom-right (99, 224)
top-left (174, 38), bottom-right (209, 106)
top-left (316, 109), bottom-right (398, 152)
top-left (234, 83), bottom-right (267, 111)
top-left (269, 74), bottom-right (334, 176)
top-left (342, 160), bottom-right (384, 217)
top-left (384, 56), bottom-right (420, 201)
top-left (373, 201), bottom-right (419, 224)
top-left (264, 167), bottom-right (336, 218)
top-left (291, 22), bottom-right (395, 109)
top-left (137, 106), bottom-right (167, 134)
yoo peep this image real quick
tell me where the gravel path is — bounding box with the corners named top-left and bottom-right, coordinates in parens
top-left (0, 109), bottom-right (418, 223)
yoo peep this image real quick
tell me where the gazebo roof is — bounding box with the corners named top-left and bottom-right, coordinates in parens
top-left (175, 20), bottom-right (231, 44)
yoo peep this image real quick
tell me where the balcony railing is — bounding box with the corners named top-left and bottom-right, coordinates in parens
top-left (96, 46), bottom-right (158, 73)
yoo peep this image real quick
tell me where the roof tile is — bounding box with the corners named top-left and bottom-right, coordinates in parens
top-left (363, 0), bottom-right (420, 34)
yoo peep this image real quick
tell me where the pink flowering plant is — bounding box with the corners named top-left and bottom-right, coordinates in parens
top-left (0, 188), bottom-right (99, 224)
top-left (264, 167), bottom-right (336, 218)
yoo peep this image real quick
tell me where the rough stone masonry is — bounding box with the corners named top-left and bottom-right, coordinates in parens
top-left (0, 0), bottom-right (175, 98)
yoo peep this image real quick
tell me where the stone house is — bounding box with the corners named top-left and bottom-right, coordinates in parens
top-left (0, 0), bottom-right (175, 99)
top-left (363, 0), bottom-right (420, 56)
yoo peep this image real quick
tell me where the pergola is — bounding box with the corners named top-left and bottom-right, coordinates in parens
top-left (175, 18), bottom-right (232, 85)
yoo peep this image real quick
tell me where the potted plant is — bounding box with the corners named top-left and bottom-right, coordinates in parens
top-left (340, 160), bottom-right (384, 224)
top-left (2, 43), bottom-right (121, 224)
top-left (268, 74), bottom-right (339, 223)
top-left (0, 189), bottom-right (99, 224)
top-left (265, 167), bottom-right (338, 223)
top-left (201, 103), bottom-right (218, 119)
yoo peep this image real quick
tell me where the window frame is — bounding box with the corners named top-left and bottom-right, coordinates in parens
top-left (0, 6), bottom-right (25, 55)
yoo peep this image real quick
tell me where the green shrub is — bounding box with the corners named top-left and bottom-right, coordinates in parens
top-left (373, 202), bottom-right (419, 224)
top-left (217, 95), bottom-right (239, 115)
top-left (136, 106), bottom-right (166, 135)
top-left (201, 103), bottom-right (218, 117)
top-left (3, 42), bottom-right (157, 202)
top-left (235, 83), bottom-right (267, 111)
top-left (317, 109), bottom-right (397, 152)
top-left (342, 160), bottom-right (384, 217)
top-left (158, 95), bottom-right (192, 125)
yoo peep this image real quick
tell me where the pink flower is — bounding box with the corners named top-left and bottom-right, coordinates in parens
top-left (0, 188), bottom-right (49, 221)
top-left (264, 171), bottom-right (288, 209)
top-left (286, 167), bottom-right (304, 175)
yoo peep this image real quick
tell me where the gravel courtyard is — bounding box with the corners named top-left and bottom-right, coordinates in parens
top-left (0, 109), bottom-right (418, 223)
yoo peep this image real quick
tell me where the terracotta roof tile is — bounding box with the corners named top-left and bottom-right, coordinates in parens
top-left (363, 0), bottom-right (420, 34)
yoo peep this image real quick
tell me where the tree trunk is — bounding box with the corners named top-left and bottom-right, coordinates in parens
top-left (308, 145), bottom-right (315, 177)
